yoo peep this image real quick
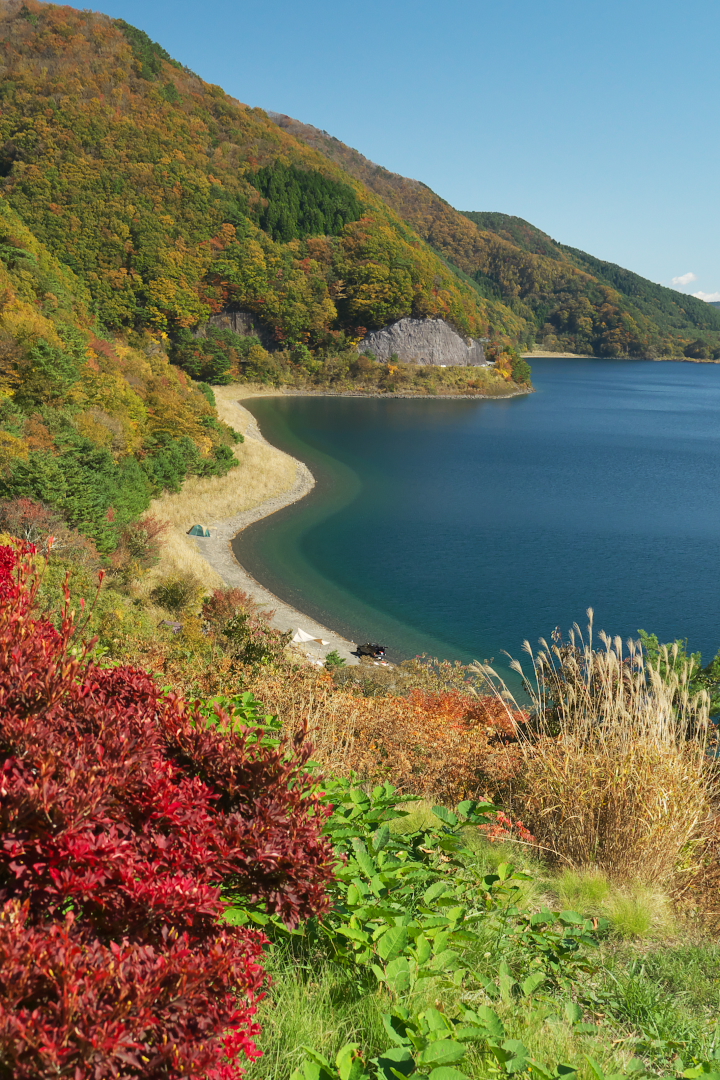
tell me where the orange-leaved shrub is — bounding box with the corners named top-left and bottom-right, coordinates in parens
top-left (250, 669), bottom-right (525, 804)
top-left (342, 688), bottom-right (524, 803)
top-left (0, 546), bottom-right (335, 1078)
top-left (478, 810), bottom-right (536, 846)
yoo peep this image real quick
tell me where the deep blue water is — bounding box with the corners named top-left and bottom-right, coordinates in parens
top-left (233, 359), bottom-right (720, 676)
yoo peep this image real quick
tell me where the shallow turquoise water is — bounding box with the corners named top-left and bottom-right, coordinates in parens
top-left (233, 359), bottom-right (720, 674)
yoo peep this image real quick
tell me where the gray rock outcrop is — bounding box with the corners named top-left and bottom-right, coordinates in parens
top-left (358, 317), bottom-right (489, 366)
top-left (197, 308), bottom-right (275, 351)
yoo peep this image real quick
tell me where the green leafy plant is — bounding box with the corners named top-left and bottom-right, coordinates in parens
top-left (199, 690), bottom-right (283, 749)
top-left (150, 571), bottom-right (204, 614)
top-left (283, 779), bottom-right (620, 1080)
top-left (290, 1000), bottom-right (584, 1080)
top-left (325, 649), bottom-right (347, 670)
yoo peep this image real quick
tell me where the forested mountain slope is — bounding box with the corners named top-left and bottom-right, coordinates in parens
top-left (464, 212), bottom-right (720, 359)
top-left (0, 0), bottom-right (527, 361)
top-left (0, 0), bottom-right (534, 555)
top-left (2, 0), bottom-right (710, 371)
top-left (0, 190), bottom-right (241, 552)
top-left (273, 116), bottom-right (720, 359)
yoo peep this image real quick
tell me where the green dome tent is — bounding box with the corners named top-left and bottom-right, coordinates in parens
top-left (188, 524), bottom-right (211, 537)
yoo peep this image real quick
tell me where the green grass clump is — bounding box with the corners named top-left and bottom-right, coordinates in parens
top-left (605, 887), bottom-right (675, 940)
top-left (545, 869), bottom-right (677, 940)
top-left (243, 951), bottom-right (388, 1080)
top-left (589, 944), bottom-right (720, 1066)
top-left (552, 869), bottom-right (612, 913)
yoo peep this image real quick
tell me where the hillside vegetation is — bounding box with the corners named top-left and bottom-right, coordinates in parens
top-left (0, 0), bottom-right (527, 366)
top-left (0, 5), bottom-right (719, 1077)
top-left (2, 529), bottom-right (720, 1079)
top-left (0, 195), bottom-right (240, 552)
top-left (1, 6), bottom-right (720, 1076)
top-left (273, 116), bottom-right (720, 359)
top-left (0, 0), bottom-right (715, 429)
top-left (465, 212), bottom-right (720, 360)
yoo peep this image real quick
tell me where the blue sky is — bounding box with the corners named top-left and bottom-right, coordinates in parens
top-left (97, 0), bottom-right (719, 300)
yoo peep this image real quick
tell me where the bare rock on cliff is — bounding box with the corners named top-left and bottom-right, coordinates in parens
top-left (199, 308), bottom-right (276, 351)
top-left (359, 318), bottom-right (489, 366)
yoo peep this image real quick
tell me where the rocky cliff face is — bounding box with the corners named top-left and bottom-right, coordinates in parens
top-left (359, 318), bottom-right (489, 366)
top-left (198, 310), bottom-right (490, 368)
top-left (200, 308), bottom-right (276, 351)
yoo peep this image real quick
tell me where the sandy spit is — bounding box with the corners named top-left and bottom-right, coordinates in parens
top-left (177, 386), bottom-right (361, 666)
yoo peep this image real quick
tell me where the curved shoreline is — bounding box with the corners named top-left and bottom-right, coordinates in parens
top-left (191, 383), bottom-right (529, 667)
top-left (193, 391), bottom-right (361, 666)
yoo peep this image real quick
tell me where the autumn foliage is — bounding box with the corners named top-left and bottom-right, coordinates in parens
top-left (0, 495), bottom-right (102, 564)
top-left (275, 115), bottom-right (720, 359)
top-left (0, 546), bottom-right (335, 1078)
top-left (243, 669), bottom-right (525, 806)
top-left (335, 688), bottom-right (523, 803)
top-left (0, 1), bottom-right (495, 343)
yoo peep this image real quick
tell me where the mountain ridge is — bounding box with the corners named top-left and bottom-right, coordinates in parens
top-left (0, 0), bottom-right (716, 407)
top-left (0, 0), bottom-right (532, 555)
top-left (271, 113), bottom-right (720, 360)
top-left (0, 0), bottom-right (527, 355)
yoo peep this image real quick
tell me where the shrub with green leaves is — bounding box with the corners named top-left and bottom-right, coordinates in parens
top-left (151, 571), bottom-right (204, 614)
top-left (284, 782), bottom-right (720, 1080)
top-left (200, 587), bottom-right (292, 668)
top-left (325, 650), bottom-right (346, 670)
top-left (262, 780), bottom-right (614, 1080)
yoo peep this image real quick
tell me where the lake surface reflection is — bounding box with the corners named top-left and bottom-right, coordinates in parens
top-left (234, 359), bottom-right (720, 676)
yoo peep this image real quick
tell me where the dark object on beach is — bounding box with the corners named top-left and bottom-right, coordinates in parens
top-left (358, 642), bottom-right (387, 660)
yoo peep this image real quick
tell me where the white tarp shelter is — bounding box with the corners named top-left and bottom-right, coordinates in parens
top-left (292, 627), bottom-right (330, 646)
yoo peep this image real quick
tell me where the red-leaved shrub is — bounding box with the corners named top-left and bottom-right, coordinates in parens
top-left (0, 546), bottom-right (335, 1078)
top-left (202, 587), bottom-right (265, 625)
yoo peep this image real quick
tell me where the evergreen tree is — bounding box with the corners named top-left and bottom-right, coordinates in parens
top-left (249, 163), bottom-right (362, 242)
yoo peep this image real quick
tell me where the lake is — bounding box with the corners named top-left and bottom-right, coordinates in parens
top-left (233, 359), bottom-right (720, 678)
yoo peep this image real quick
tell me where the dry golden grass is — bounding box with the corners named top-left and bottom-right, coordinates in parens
top-left (140, 528), bottom-right (224, 595)
top-left (148, 439), bottom-right (297, 531)
top-left (140, 387), bottom-right (298, 594)
top-left (516, 736), bottom-right (710, 882)
top-left (212, 383), bottom-right (284, 426)
top-left (241, 667), bottom-right (363, 773)
top-left (475, 613), bottom-right (715, 883)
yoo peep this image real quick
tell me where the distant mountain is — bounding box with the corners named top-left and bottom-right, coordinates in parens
top-left (464, 212), bottom-right (720, 357)
top-left (272, 116), bottom-right (720, 359)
